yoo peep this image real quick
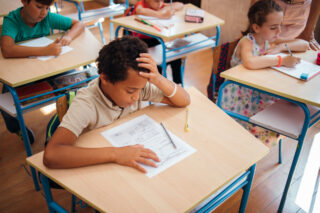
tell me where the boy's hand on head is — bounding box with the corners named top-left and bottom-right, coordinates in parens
top-left (137, 53), bottom-right (162, 85)
top-left (59, 35), bottom-right (72, 46)
top-left (114, 145), bottom-right (160, 173)
top-left (45, 39), bottom-right (62, 56)
top-left (282, 56), bottom-right (301, 68)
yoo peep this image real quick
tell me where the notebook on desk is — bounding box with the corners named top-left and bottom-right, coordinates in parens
top-left (269, 53), bottom-right (320, 81)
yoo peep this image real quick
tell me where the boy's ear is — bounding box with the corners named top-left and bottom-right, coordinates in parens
top-left (21, 0), bottom-right (28, 6)
top-left (252, 23), bottom-right (260, 33)
top-left (99, 73), bottom-right (111, 85)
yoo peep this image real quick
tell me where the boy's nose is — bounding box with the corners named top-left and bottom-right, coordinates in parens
top-left (132, 92), bottom-right (139, 101)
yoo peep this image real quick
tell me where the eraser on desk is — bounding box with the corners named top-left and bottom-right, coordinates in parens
top-left (300, 73), bottom-right (308, 80)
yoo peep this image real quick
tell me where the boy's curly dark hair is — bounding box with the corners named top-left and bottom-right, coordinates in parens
top-left (27, 0), bottom-right (54, 5)
top-left (96, 36), bottom-right (149, 84)
top-left (242, 0), bottom-right (282, 35)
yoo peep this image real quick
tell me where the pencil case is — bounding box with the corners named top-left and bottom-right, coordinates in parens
top-left (185, 8), bottom-right (204, 23)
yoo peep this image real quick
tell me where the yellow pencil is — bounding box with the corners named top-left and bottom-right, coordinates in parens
top-left (185, 108), bottom-right (189, 132)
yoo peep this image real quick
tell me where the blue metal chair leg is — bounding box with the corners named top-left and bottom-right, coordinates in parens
top-left (180, 58), bottom-right (186, 88)
top-left (97, 21), bottom-right (106, 44)
top-left (239, 164), bottom-right (256, 213)
top-left (71, 194), bottom-right (76, 213)
top-left (278, 138), bottom-right (282, 164)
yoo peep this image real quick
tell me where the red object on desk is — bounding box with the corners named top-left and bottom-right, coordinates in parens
top-left (317, 52), bottom-right (320, 65)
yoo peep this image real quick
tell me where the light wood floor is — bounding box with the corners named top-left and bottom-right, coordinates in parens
top-left (1, 1), bottom-right (319, 212)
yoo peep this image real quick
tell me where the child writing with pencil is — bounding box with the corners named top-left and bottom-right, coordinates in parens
top-left (221, 0), bottom-right (309, 147)
top-left (130, 0), bottom-right (184, 84)
top-left (1, 0), bottom-right (85, 58)
top-left (133, 0), bottom-right (183, 19)
top-left (0, 0), bottom-right (85, 144)
top-left (43, 36), bottom-right (190, 173)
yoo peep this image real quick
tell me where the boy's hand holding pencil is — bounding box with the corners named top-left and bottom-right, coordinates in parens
top-left (45, 40), bottom-right (62, 56)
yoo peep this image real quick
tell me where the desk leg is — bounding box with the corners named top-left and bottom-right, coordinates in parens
top-left (217, 81), bottom-right (312, 212)
top-left (40, 173), bottom-right (68, 213)
top-left (278, 130), bottom-right (308, 212)
top-left (7, 86), bottom-right (40, 191)
top-left (239, 164), bottom-right (256, 213)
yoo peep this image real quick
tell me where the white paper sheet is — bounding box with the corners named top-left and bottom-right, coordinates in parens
top-left (101, 114), bottom-right (196, 178)
top-left (267, 53), bottom-right (320, 80)
top-left (137, 14), bottom-right (176, 29)
top-left (19, 37), bottom-right (73, 61)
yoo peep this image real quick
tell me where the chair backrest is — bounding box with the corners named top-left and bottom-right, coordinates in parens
top-left (46, 91), bottom-right (76, 142)
top-left (207, 40), bottom-right (238, 102)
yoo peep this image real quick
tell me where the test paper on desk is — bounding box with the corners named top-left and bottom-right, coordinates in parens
top-left (137, 15), bottom-right (176, 29)
top-left (101, 114), bottom-right (196, 178)
top-left (19, 37), bottom-right (73, 61)
top-left (267, 53), bottom-right (320, 80)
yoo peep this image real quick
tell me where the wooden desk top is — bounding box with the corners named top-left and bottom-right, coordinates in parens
top-left (221, 50), bottom-right (320, 108)
top-left (27, 87), bottom-right (268, 213)
top-left (0, 0), bottom-right (22, 17)
top-left (0, 28), bottom-right (103, 87)
top-left (111, 4), bottom-right (225, 40)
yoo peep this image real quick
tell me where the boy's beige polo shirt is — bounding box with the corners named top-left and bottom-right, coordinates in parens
top-left (60, 78), bottom-right (164, 137)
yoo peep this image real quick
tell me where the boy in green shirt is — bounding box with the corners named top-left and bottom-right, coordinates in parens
top-left (1, 0), bottom-right (84, 143)
top-left (1, 0), bottom-right (84, 58)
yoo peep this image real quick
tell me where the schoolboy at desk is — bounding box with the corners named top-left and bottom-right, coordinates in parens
top-left (0, 0), bottom-right (85, 144)
top-left (43, 36), bottom-right (190, 173)
top-left (1, 0), bottom-right (85, 58)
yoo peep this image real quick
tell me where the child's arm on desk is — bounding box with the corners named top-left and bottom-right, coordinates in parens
top-left (1, 36), bottom-right (62, 58)
top-left (265, 39), bottom-right (309, 55)
top-left (43, 127), bottom-right (159, 172)
top-left (135, 3), bottom-right (183, 19)
top-left (137, 53), bottom-right (190, 107)
top-left (239, 38), bottom-right (301, 69)
top-left (57, 19), bottom-right (85, 46)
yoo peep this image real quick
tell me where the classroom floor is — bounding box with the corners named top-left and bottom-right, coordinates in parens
top-left (1, 1), bottom-right (320, 212)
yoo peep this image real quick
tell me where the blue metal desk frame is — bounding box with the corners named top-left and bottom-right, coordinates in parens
top-left (1, 73), bottom-right (98, 191)
top-left (114, 25), bottom-right (220, 87)
top-left (38, 164), bottom-right (256, 213)
top-left (61, 0), bottom-right (129, 43)
top-left (216, 80), bottom-right (320, 212)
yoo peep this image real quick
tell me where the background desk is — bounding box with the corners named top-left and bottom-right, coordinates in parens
top-left (217, 50), bottom-right (320, 212)
top-left (112, 4), bottom-right (224, 86)
top-left (27, 87), bottom-right (268, 213)
top-left (0, 28), bottom-right (102, 190)
top-left (219, 51), bottom-right (320, 108)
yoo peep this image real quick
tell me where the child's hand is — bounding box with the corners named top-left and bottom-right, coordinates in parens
top-left (172, 2), bottom-right (184, 11)
top-left (114, 145), bottom-right (160, 173)
top-left (264, 45), bottom-right (283, 55)
top-left (58, 35), bottom-right (72, 46)
top-left (45, 39), bottom-right (62, 56)
top-left (282, 56), bottom-right (301, 68)
top-left (161, 7), bottom-right (175, 19)
top-left (137, 53), bottom-right (162, 85)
